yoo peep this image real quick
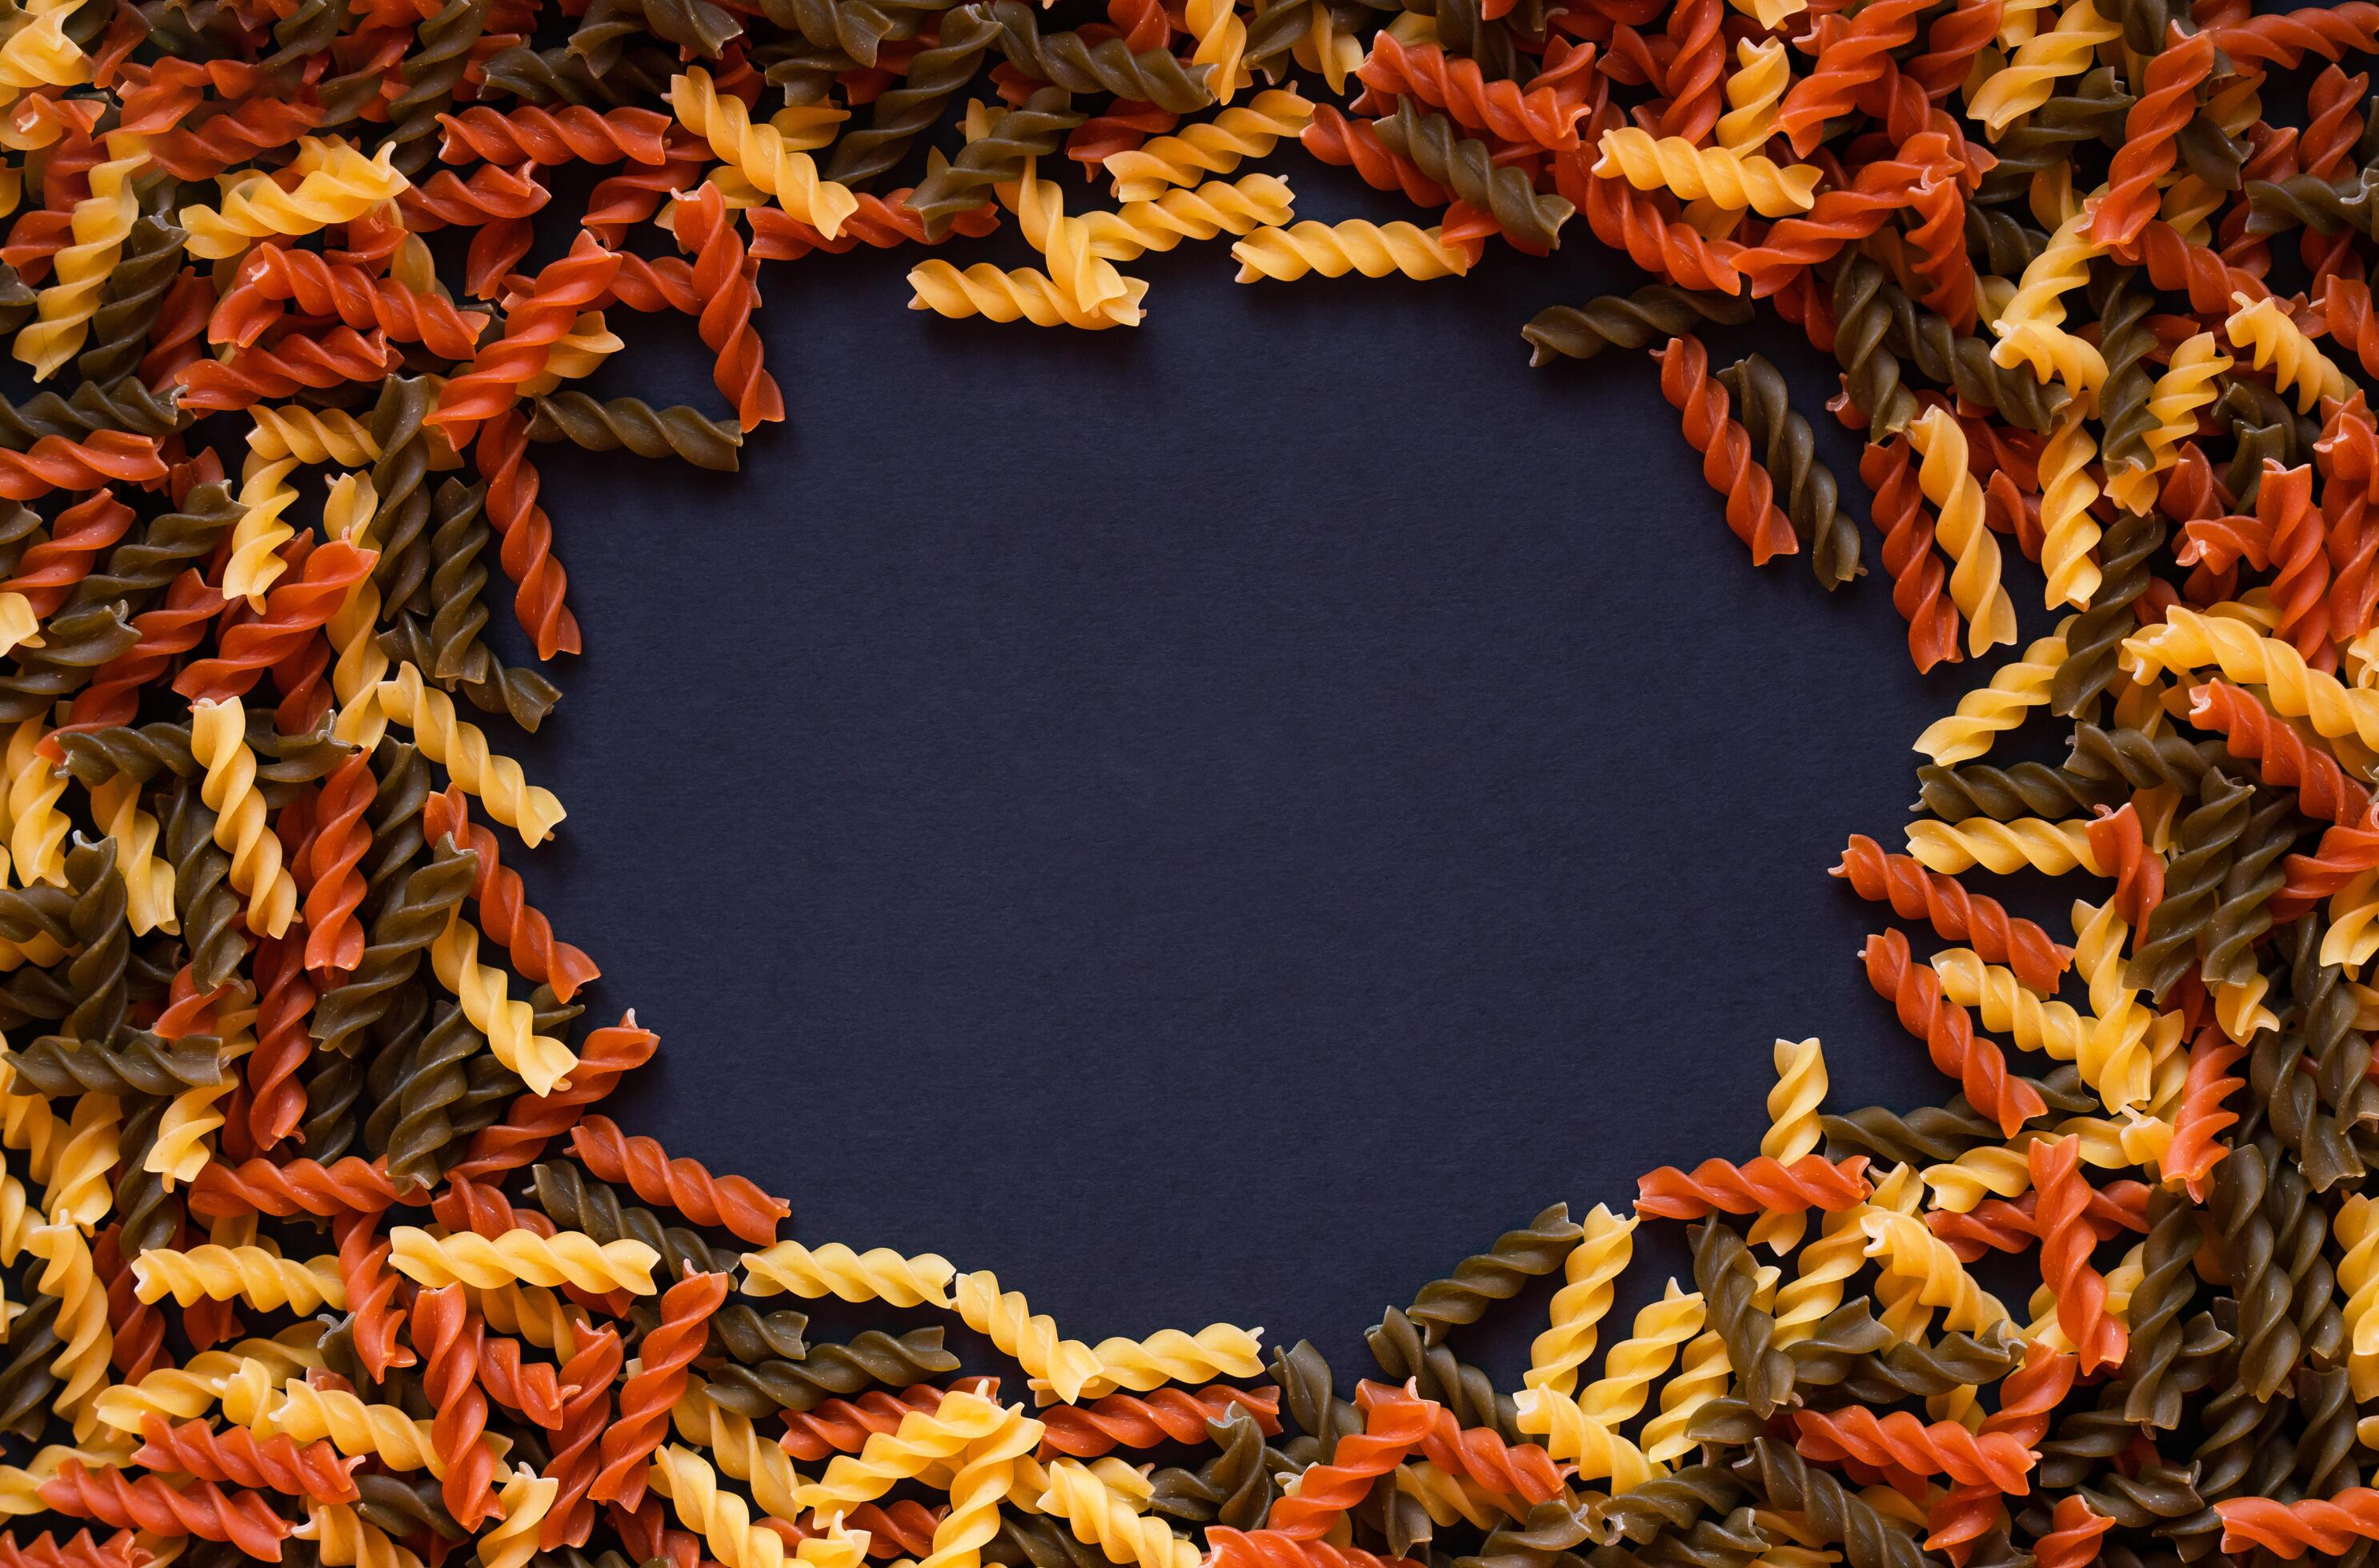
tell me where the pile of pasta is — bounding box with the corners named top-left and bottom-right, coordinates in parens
top-left (9, 0), bottom-right (2379, 1562)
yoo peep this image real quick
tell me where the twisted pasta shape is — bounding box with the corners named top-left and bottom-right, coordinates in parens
top-left (1860, 1211), bottom-right (2009, 1334)
top-left (919, 1398), bottom-right (1038, 1568)
top-left (671, 69), bottom-right (856, 238)
top-left (2224, 291), bottom-right (2351, 414)
top-left (1103, 90), bottom-right (1312, 200)
top-left (2030, 1134), bottom-right (2127, 1372)
top-left (1970, 0), bottom-right (2120, 132)
top-left (1908, 407), bottom-right (2017, 654)
top-left (134, 1415), bottom-right (360, 1503)
top-left (427, 910), bottom-right (576, 1095)
top-left (591, 1269), bottom-right (724, 1509)
top-left (1076, 1325), bottom-right (1263, 1398)
top-left (1594, 132), bottom-right (1818, 218)
top-left (954, 1272), bottom-right (1107, 1404)
top-left (1931, 949), bottom-right (2085, 1060)
top-left (1079, 175), bottom-right (1292, 260)
top-left (2105, 333), bottom-right (2229, 511)
top-left (388, 1226), bottom-right (659, 1294)
top-left (2190, 680), bottom-right (2369, 823)
top-left (376, 664), bottom-right (565, 845)
top-left (38, 1463), bottom-right (290, 1558)
top-left (1862, 928), bottom-right (2045, 1136)
top-left (14, 144), bottom-right (142, 380)
top-left (2037, 403), bottom-right (2101, 610)
top-left (1636, 1156), bottom-right (1872, 1218)
top-left (294, 1502), bottom-right (423, 1568)
top-left (2125, 607), bottom-right (2379, 750)
top-left (907, 262), bottom-right (1148, 328)
top-left (27, 1226), bottom-right (107, 1439)
top-left (1656, 334), bottom-right (1795, 566)
top-left (1795, 1408), bottom-right (2033, 1490)
top-left (2217, 1490), bottom-right (2379, 1558)
top-left (651, 1445), bottom-right (787, 1568)
top-left (247, 408), bottom-right (378, 468)
top-left (182, 138), bottom-right (409, 259)
top-left (743, 1242), bottom-right (953, 1308)
top-left (1230, 222), bottom-right (1468, 282)
top-left (221, 455), bottom-right (298, 609)
top-left (1036, 1385), bottom-right (1272, 1458)
top-left (1907, 818), bottom-right (2101, 876)
top-left (1356, 35), bottom-right (1580, 151)
top-left (797, 1389), bottom-right (1007, 1511)
top-left (130, 1246), bottom-right (341, 1314)
top-left (1517, 1282), bottom-right (1696, 1489)
top-left (1752, 1038), bottom-right (1828, 1252)
top-left (1524, 1203), bottom-right (1633, 1397)
top-left (1037, 1458), bottom-right (1197, 1568)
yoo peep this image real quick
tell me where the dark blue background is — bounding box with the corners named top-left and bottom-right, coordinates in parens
top-left (514, 171), bottom-right (2034, 1378)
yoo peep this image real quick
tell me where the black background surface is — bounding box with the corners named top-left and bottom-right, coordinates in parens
top-left (514, 174), bottom-right (2049, 1379)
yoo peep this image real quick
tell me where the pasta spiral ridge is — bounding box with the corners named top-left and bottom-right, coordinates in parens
top-left (1860, 929), bottom-right (2045, 1138)
top-left (1230, 222), bottom-right (1468, 282)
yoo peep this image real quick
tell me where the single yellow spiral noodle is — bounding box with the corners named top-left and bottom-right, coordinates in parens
top-left (954, 1272), bottom-right (1103, 1402)
top-left (1232, 221), bottom-right (1469, 282)
top-left (235, 1374), bottom-right (449, 1475)
top-left (2071, 896), bottom-right (2153, 1114)
top-left (742, 1241), bottom-right (955, 1309)
top-left (250, 406), bottom-right (382, 466)
top-left (1184, 0), bottom-right (1248, 104)
top-left (388, 1225), bottom-right (660, 1294)
top-left (1524, 1202), bottom-right (1636, 1396)
top-left (1931, 950), bottom-right (2085, 1060)
top-left (223, 454), bottom-right (301, 610)
top-left (1035, 1458), bottom-right (1199, 1568)
top-left (1007, 167), bottom-right (1138, 322)
top-left (28, 1223), bottom-right (109, 1440)
top-left (1077, 1323), bottom-right (1264, 1398)
top-left (94, 1338), bottom-right (322, 1432)
top-left (2105, 333), bottom-right (2229, 512)
top-left (469, 1281), bottom-right (582, 1357)
top-left (1716, 39), bottom-right (1788, 154)
top-left (1639, 1330), bottom-right (1731, 1466)
top-left (42, 1091), bottom-right (117, 1230)
top-left (429, 910), bottom-right (576, 1096)
top-left (2337, 1196), bottom-right (2379, 1398)
top-left (1080, 174), bottom-right (1293, 261)
top-left (673, 1380), bottom-right (808, 1522)
top-left (130, 1244), bottom-right (344, 1313)
top-left (1752, 1038), bottom-right (1827, 1252)
top-left (377, 663), bottom-right (567, 845)
top-left (2224, 290), bottom-right (2352, 414)
top-left (2124, 607), bottom-right (2379, 750)
top-left (182, 137), bottom-right (407, 259)
top-left (907, 262), bottom-right (1150, 330)
top-left (1905, 818), bottom-right (2101, 877)
top-left (1392, 1461), bottom-right (1504, 1530)
top-left (920, 1402), bottom-right (1042, 1568)
top-left (1103, 90), bottom-right (1312, 201)
top-left (653, 1446), bottom-right (788, 1568)
top-left (88, 777), bottom-right (174, 937)
top-left (1906, 407), bottom-right (2016, 656)
top-left (1968, 0), bottom-right (2119, 132)
top-left (190, 696), bottom-right (299, 937)
top-left (0, 0), bottom-right (89, 110)
top-left (795, 1388), bottom-right (1008, 1512)
top-left (6, 722), bottom-right (66, 888)
top-left (670, 68), bottom-right (857, 238)
top-left (325, 473), bottom-right (390, 750)
top-left (1988, 205), bottom-right (2109, 395)
top-left (14, 138), bottom-right (142, 378)
top-left (1860, 1211), bottom-right (2009, 1334)
top-left (2037, 399), bottom-right (2101, 609)
top-left (1594, 130), bottom-right (1819, 216)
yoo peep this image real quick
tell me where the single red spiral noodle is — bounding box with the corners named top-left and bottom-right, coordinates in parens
top-left (445, 1016), bottom-right (659, 1180)
top-left (188, 1155), bottom-right (407, 1219)
top-left (174, 539), bottom-right (374, 700)
top-left (1924, 1179), bottom-right (2149, 1262)
top-left (2035, 1498), bottom-right (2113, 1568)
top-left (1904, 174), bottom-right (1977, 334)
top-left (213, 246), bottom-right (488, 362)
top-left (177, 327), bottom-right (396, 414)
top-left (0, 434), bottom-right (167, 501)
top-left (1036, 1386), bottom-right (1279, 1458)
top-left (2116, 220), bottom-right (2269, 314)
top-left (603, 254), bottom-right (700, 315)
top-left (566, 1115), bottom-right (786, 1245)
top-left (672, 185), bottom-right (784, 432)
top-left (1402, 1398), bottom-right (1568, 1502)
top-left (1357, 33), bottom-right (1584, 150)
top-left (1731, 152), bottom-right (1940, 297)
top-left (0, 1533), bottom-right (147, 1568)
top-left (540, 1322), bottom-right (622, 1549)
top-left (476, 1325), bottom-right (567, 1430)
top-left (591, 1270), bottom-right (728, 1510)
top-left (132, 1415), bottom-right (362, 1503)
top-left (1832, 835), bottom-right (2069, 989)
top-left (2325, 277), bottom-right (2379, 381)
top-left (413, 1283), bottom-right (500, 1530)
top-left (238, 933), bottom-right (314, 1153)
top-left (2162, 1026), bottom-right (2246, 1198)
top-left (477, 406), bottom-right (583, 661)
top-left (1774, 0), bottom-right (1929, 154)
top-left (401, 163), bottom-right (551, 231)
top-left (1559, 151), bottom-right (1743, 294)
top-left (437, 105), bottom-right (672, 166)
top-left (302, 750), bottom-right (375, 978)
top-left (38, 1465), bottom-right (290, 1559)
top-left (1924, 1343), bottom-right (2075, 1553)
top-left (2211, 2), bottom-right (2379, 67)
top-left (1792, 1408), bottom-right (2035, 1491)
top-left (1655, 335), bottom-right (1797, 566)
top-left (2090, 28), bottom-right (2214, 249)
top-left (1068, 102), bottom-right (1176, 172)
top-left (2219, 1489), bottom-right (2379, 1557)
top-left (1905, 0), bottom-right (2002, 100)
top-left (1859, 438), bottom-right (1963, 672)
top-left (334, 1208), bottom-right (414, 1379)
top-left (423, 786), bottom-right (601, 1002)
top-left (0, 492), bottom-right (133, 617)
top-left (2086, 803), bottom-right (2165, 929)
top-left (1860, 928), bottom-right (2045, 1137)
top-left (2030, 1134), bottom-right (2127, 1374)
top-left (1636, 1154), bottom-right (1873, 1219)
top-left (138, 274), bottom-right (210, 388)
top-left (432, 234), bottom-right (621, 443)
top-left (148, 98), bottom-right (323, 180)
top-left (2189, 680), bottom-right (2371, 825)
top-left (1657, 0), bottom-right (1720, 140)
top-left (1267, 1382), bottom-right (1437, 1542)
